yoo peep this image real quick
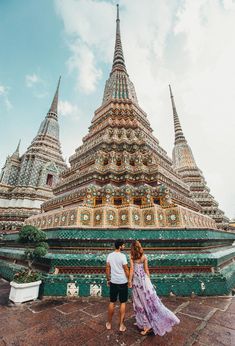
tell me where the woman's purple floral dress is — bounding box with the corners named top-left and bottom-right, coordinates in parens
top-left (132, 261), bottom-right (180, 335)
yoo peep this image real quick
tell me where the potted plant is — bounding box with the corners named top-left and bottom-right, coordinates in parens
top-left (9, 225), bottom-right (48, 304)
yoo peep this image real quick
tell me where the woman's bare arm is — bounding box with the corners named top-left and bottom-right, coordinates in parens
top-left (128, 257), bottom-right (134, 287)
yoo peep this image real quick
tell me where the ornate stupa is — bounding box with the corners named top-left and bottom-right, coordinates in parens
top-left (26, 5), bottom-right (216, 230)
top-left (169, 85), bottom-right (229, 229)
top-left (0, 78), bottom-right (67, 231)
top-left (1, 4), bottom-right (234, 299)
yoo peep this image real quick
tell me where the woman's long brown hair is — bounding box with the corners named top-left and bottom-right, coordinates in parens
top-left (131, 240), bottom-right (144, 260)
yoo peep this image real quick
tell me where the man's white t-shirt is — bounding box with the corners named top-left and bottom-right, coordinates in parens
top-left (107, 251), bottom-right (128, 284)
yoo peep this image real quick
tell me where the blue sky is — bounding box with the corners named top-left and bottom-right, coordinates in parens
top-left (0, 0), bottom-right (106, 162)
top-left (0, 0), bottom-right (235, 218)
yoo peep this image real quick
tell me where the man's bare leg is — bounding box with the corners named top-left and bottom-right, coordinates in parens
top-left (106, 302), bottom-right (115, 330)
top-left (119, 303), bottom-right (126, 332)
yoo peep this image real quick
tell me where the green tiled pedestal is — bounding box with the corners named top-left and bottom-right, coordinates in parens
top-left (1, 227), bottom-right (235, 297)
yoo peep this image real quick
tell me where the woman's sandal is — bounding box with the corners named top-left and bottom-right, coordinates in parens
top-left (140, 328), bottom-right (152, 336)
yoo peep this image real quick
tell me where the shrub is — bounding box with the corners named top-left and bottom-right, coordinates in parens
top-left (13, 225), bottom-right (48, 283)
top-left (13, 269), bottom-right (42, 284)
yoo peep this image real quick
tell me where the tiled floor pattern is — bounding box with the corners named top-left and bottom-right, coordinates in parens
top-left (0, 278), bottom-right (234, 346)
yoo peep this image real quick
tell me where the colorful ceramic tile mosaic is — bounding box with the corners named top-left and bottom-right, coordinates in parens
top-left (0, 79), bottom-right (67, 231)
top-left (0, 5), bottom-right (233, 302)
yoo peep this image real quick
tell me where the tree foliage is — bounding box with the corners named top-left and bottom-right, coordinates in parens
top-left (13, 226), bottom-right (48, 283)
top-left (18, 225), bottom-right (47, 244)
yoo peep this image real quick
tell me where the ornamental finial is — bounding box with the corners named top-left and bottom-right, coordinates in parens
top-left (111, 4), bottom-right (127, 74)
top-left (169, 84), bottom-right (173, 98)
top-left (16, 139), bottom-right (21, 153)
top-left (116, 4), bottom-right (119, 21)
top-left (169, 84), bottom-right (186, 144)
top-left (48, 76), bottom-right (61, 115)
top-left (11, 139), bottom-right (21, 158)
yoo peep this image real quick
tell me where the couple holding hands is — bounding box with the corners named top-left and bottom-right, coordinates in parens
top-left (106, 239), bottom-right (180, 336)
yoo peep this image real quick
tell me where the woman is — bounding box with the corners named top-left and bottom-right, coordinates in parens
top-left (128, 240), bottom-right (180, 336)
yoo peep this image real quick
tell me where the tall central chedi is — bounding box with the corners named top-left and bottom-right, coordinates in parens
top-left (27, 5), bottom-right (216, 230)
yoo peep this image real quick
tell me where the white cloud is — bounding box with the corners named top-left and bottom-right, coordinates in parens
top-left (0, 83), bottom-right (12, 110)
top-left (25, 73), bottom-right (41, 88)
top-left (55, 0), bottom-right (114, 93)
top-left (171, 0), bottom-right (235, 217)
top-left (55, 0), bottom-right (235, 218)
top-left (0, 85), bottom-right (7, 95)
top-left (58, 100), bottom-right (81, 121)
top-left (25, 73), bottom-right (48, 98)
top-left (67, 41), bottom-right (102, 93)
top-left (223, 0), bottom-right (235, 10)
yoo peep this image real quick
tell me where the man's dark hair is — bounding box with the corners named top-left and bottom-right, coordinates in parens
top-left (114, 239), bottom-right (125, 249)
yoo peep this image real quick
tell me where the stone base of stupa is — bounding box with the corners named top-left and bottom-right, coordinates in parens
top-left (1, 226), bottom-right (235, 297)
top-left (25, 203), bottom-right (216, 230)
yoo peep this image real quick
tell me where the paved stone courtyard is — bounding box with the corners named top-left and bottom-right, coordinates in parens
top-left (0, 278), bottom-right (234, 346)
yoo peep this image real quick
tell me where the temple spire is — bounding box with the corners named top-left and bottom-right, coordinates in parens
top-left (15, 139), bottom-right (21, 154)
top-left (169, 84), bottom-right (186, 144)
top-left (48, 76), bottom-right (61, 115)
top-left (111, 4), bottom-right (127, 74)
top-left (170, 84), bottom-right (197, 170)
top-left (35, 77), bottom-right (62, 139)
top-left (12, 139), bottom-right (21, 158)
top-left (117, 2), bottom-right (119, 20)
top-left (101, 4), bottom-right (138, 105)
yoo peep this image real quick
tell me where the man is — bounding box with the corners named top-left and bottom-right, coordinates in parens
top-left (106, 239), bottom-right (129, 332)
